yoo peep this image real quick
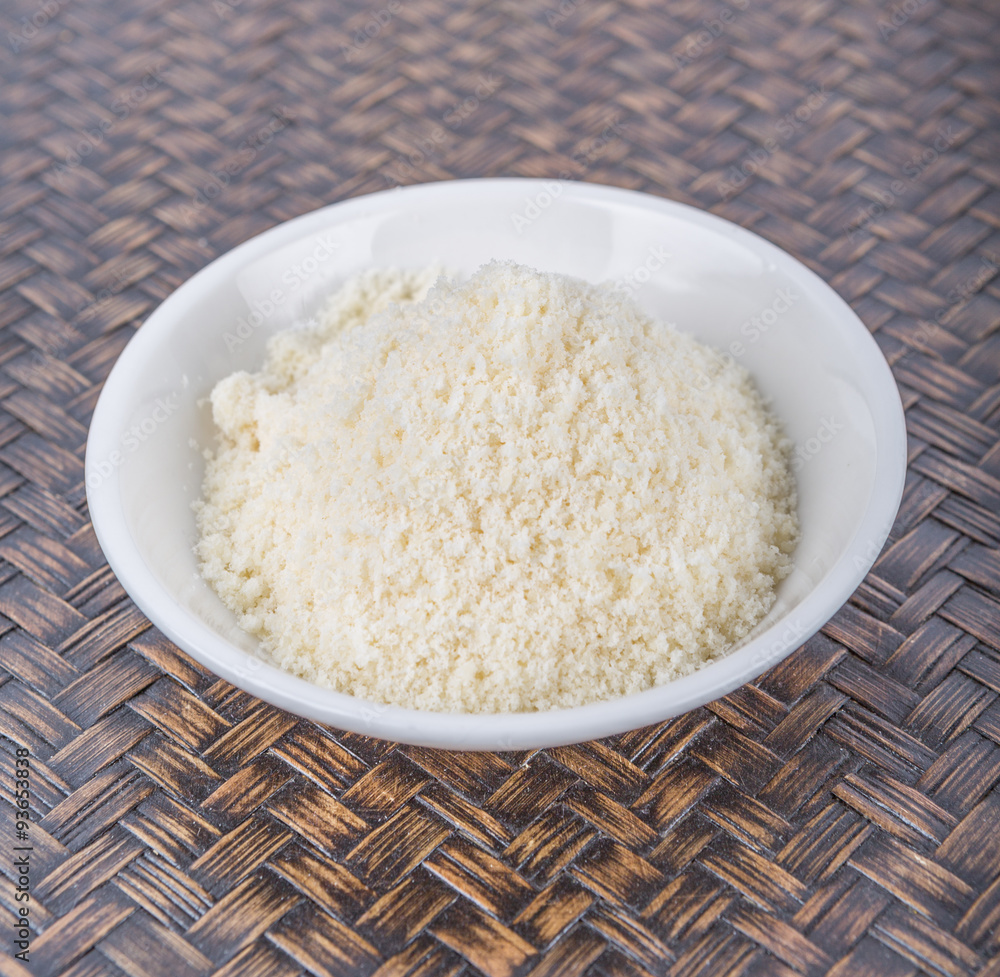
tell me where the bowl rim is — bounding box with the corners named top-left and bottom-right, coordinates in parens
top-left (86, 177), bottom-right (907, 750)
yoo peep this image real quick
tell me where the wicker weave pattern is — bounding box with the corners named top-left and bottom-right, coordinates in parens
top-left (1, 0), bottom-right (999, 973)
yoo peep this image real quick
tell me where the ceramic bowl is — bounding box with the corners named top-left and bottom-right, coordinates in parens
top-left (86, 179), bottom-right (906, 749)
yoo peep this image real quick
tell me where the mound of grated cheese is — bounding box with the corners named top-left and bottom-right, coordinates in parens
top-left (195, 261), bottom-right (798, 713)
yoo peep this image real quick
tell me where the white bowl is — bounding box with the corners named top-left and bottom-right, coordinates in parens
top-left (86, 179), bottom-right (906, 750)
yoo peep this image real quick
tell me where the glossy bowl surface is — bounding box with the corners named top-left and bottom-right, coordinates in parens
top-left (86, 179), bottom-right (906, 749)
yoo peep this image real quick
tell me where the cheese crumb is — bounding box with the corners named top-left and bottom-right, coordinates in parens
top-left (195, 262), bottom-right (798, 713)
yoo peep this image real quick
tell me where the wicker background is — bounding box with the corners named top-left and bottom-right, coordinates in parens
top-left (1, 0), bottom-right (999, 973)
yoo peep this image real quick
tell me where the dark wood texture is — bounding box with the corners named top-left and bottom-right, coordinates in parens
top-left (1, 0), bottom-right (999, 973)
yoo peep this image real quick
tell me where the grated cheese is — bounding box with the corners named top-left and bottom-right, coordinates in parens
top-left (195, 262), bottom-right (799, 713)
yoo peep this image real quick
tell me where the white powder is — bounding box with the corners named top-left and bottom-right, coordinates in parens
top-left (196, 262), bottom-right (798, 713)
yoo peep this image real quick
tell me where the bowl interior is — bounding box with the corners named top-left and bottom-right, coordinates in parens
top-left (86, 179), bottom-right (905, 748)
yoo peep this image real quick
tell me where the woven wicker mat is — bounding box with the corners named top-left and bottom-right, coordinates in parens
top-left (1, 0), bottom-right (999, 974)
